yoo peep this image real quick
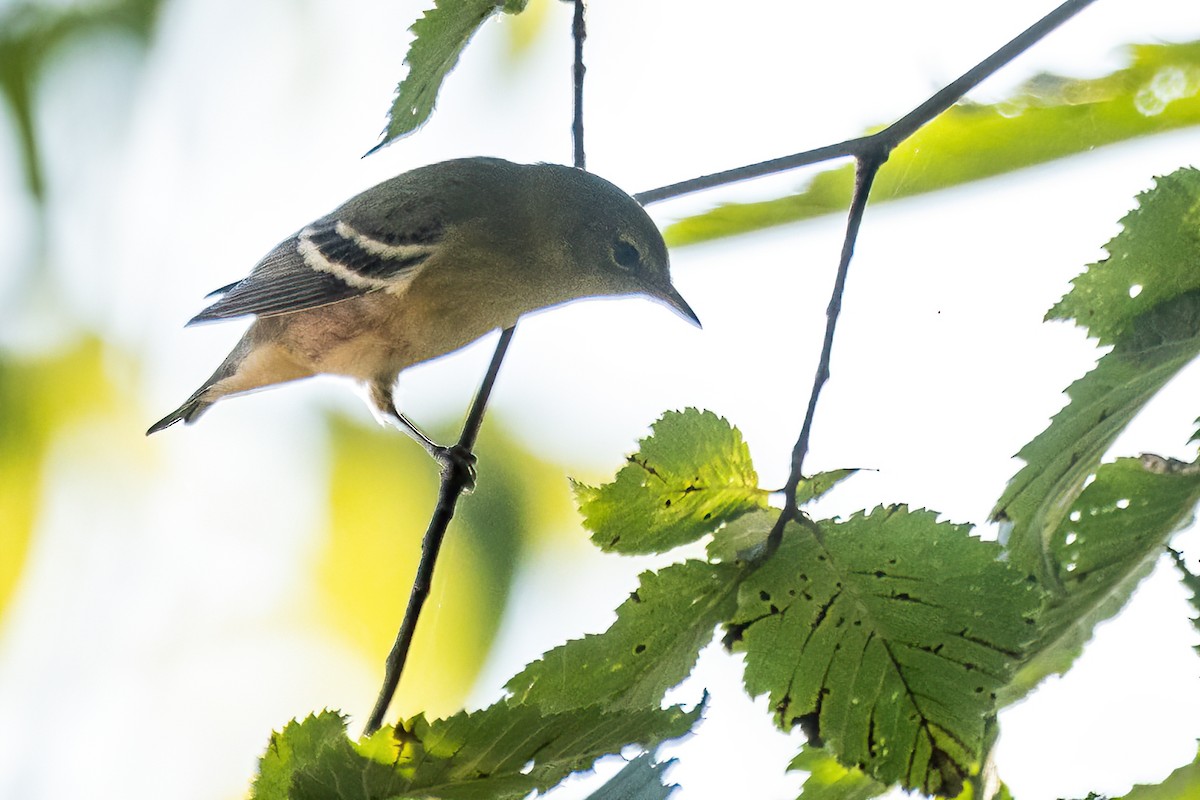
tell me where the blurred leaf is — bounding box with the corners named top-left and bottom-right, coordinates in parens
top-left (584, 753), bottom-right (677, 800)
top-left (320, 413), bottom-right (570, 718)
top-left (789, 746), bottom-right (888, 800)
top-left (503, 0), bottom-right (554, 61)
top-left (251, 701), bottom-right (700, 800)
top-left (1116, 748), bottom-right (1200, 800)
top-left (665, 41), bottom-right (1200, 246)
top-left (0, 337), bottom-right (121, 621)
top-left (733, 507), bottom-right (1042, 797)
top-left (994, 169), bottom-right (1200, 586)
top-left (506, 559), bottom-right (742, 712)
top-left (1049, 169), bottom-right (1200, 345)
top-left (574, 408), bottom-right (769, 555)
top-left (1000, 457), bottom-right (1200, 705)
top-left (370, 0), bottom-right (530, 153)
top-left (0, 0), bottom-right (163, 199)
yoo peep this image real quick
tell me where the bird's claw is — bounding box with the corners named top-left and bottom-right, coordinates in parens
top-left (434, 444), bottom-right (478, 492)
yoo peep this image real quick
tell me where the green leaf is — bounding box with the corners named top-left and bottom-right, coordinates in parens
top-left (506, 559), bottom-right (742, 712)
top-left (732, 507), bottom-right (1042, 797)
top-left (1049, 169), bottom-right (1200, 345)
top-left (790, 746), bottom-right (888, 800)
top-left (1116, 748), bottom-right (1200, 800)
top-left (252, 702), bottom-right (700, 800)
top-left (252, 711), bottom-right (388, 800)
top-left (370, 0), bottom-right (528, 152)
top-left (1001, 457), bottom-right (1200, 704)
top-left (664, 41), bottom-right (1200, 247)
top-left (996, 168), bottom-right (1200, 586)
top-left (993, 289), bottom-right (1200, 586)
top-left (1169, 544), bottom-right (1200, 656)
top-left (584, 754), bottom-right (677, 800)
top-left (795, 469), bottom-right (859, 508)
top-left (574, 409), bottom-right (769, 554)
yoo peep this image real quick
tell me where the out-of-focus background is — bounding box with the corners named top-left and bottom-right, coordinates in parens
top-left (2, 1), bottom-right (1200, 798)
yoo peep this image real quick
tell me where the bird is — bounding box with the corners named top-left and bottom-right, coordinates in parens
top-left (146, 157), bottom-right (699, 463)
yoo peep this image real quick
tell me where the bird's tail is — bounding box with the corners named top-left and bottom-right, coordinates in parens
top-left (145, 325), bottom-right (316, 436)
top-left (146, 389), bottom-right (213, 435)
top-left (145, 331), bottom-right (260, 436)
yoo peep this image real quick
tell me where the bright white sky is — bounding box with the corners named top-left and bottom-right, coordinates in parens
top-left (2, 0), bottom-right (1200, 798)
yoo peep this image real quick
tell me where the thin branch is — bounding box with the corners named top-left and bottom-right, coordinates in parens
top-left (459, 328), bottom-right (517, 453)
top-left (362, 451), bottom-right (475, 734)
top-left (362, 328), bottom-right (515, 736)
top-left (635, 0), bottom-right (1099, 208)
top-left (633, 137), bottom-right (867, 206)
top-left (787, 151), bottom-right (883, 492)
top-left (881, 0), bottom-right (1099, 146)
top-left (363, 0), bottom-right (589, 736)
top-left (763, 148), bottom-right (885, 557)
top-left (571, 0), bottom-right (587, 171)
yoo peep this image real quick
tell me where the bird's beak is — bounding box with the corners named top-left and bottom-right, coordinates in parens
top-left (649, 284), bottom-right (702, 328)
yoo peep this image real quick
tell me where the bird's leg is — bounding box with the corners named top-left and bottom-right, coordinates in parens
top-left (383, 400), bottom-right (477, 490)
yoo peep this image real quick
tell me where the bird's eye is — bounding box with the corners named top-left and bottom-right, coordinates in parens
top-left (612, 239), bottom-right (641, 271)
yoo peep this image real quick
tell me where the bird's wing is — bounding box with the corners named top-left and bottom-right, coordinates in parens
top-left (188, 216), bottom-right (443, 324)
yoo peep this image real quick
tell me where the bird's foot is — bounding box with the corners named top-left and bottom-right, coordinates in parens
top-left (433, 443), bottom-right (478, 492)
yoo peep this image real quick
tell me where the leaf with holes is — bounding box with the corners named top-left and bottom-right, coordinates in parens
top-left (574, 409), bottom-right (769, 554)
top-left (1048, 168), bottom-right (1200, 345)
top-left (730, 506), bottom-right (1041, 796)
top-left (995, 170), bottom-right (1200, 586)
top-left (369, 0), bottom-right (528, 152)
top-left (252, 700), bottom-right (700, 800)
top-left (1001, 457), bottom-right (1200, 703)
top-left (506, 559), bottom-right (742, 712)
top-left (993, 290), bottom-right (1200, 586)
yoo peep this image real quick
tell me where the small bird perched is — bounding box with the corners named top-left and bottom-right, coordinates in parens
top-left (147, 157), bottom-right (699, 460)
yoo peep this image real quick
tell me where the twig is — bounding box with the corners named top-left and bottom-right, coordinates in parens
top-left (633, 138), bottom-right (868, 206)
top-left (635, 0), bottom-right (1099, 207)
top-left (763, 148), bottom-right (885, 557)
top-left (571, 0), bottom-right (587, 171)
top-left (363, 329), bottom-right (515, 735)
top-left (363, 0), bottom-right (590, 736)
